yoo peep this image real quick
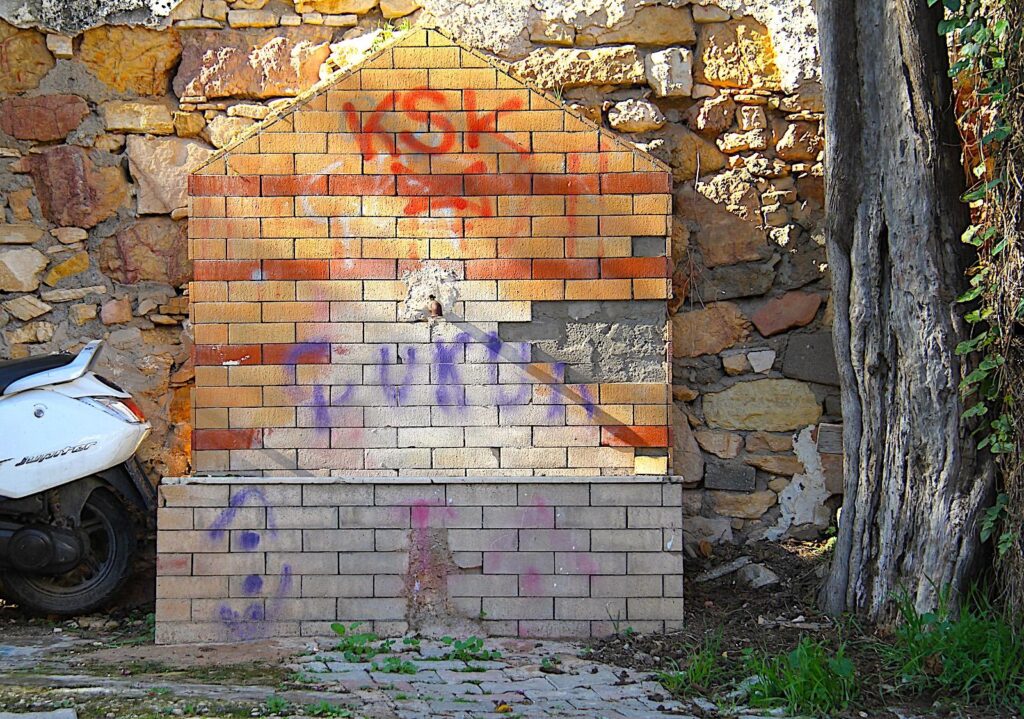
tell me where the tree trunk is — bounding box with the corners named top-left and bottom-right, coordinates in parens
top-left (818, 0), bottom-right (995, 621)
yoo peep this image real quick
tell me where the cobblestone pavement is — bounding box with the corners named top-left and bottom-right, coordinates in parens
top-left (288, 637), bottom-right (726, 719)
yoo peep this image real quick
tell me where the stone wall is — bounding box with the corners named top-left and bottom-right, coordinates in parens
top-left (156, 477), bottom-right (685, 642)
top-left (0, 0), bottom-right (836, 543)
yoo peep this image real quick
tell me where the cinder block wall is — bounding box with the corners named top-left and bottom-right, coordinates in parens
top-left (187, 28), bottom-right (673, 478)
top-left (156, 478), bottom-right (684, 642)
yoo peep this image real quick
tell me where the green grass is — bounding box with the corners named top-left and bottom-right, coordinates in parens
top-left (744, 638), bottom-right (858, 716)
top-left (880, 589), bottom-right (1024, 710)
top-left (655, 630), bottom-right (723, 697)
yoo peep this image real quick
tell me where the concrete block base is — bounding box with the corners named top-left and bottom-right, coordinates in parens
top-left (155, 477), bottom-right (684, 643)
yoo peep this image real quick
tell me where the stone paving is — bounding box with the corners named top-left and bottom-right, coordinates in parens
top-left (289, 637), bottom-right (708, 719)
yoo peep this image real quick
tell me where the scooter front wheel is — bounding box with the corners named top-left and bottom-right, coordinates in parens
top-left (1, 488), bottom-right (135, 616)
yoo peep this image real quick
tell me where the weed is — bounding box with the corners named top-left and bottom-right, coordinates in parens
top-left (656, 631), bottom-right (723, 696)
top-left (330, 622), bottom-right (383, 662)
top-left (441, 635), bottom-right (502, 663)
top-left (263, 694), bottom-right (290, 714)
top-left (881, 589), bottom-right (1024, 709)
top-left (370, 656), bottom-right (418, 674)
top-left (148, 687), bottom-right (172, 697)
top-left (305, 700), bottom-right (352, 717)
top-left (743, 638), bottom-right (858, 716)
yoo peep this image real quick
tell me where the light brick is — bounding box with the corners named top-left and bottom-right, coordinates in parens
top-left (482, 597), bottom-right (553, 620)
top-left (591, 529), bottom-right (662, 552)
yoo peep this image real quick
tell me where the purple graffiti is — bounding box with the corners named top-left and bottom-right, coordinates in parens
top-left (433, 339), bottom-right (466, 407)
top-left (219, 566), bottom-right (293, 641)
top-left (205, 488), bottom-right (290, 641)
top-left (379, 346), bottom-right (418, 406)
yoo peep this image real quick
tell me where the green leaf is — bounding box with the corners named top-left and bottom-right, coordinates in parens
top-left (961, 402), bottom-right (987, 420)
top-left (957, 285), bottom-right (985, 303)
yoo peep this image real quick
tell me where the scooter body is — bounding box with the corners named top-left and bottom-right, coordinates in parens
top-left (0, 340), bottom-right (154, 615)
top-left (0, 374), bottom-right (150, 499)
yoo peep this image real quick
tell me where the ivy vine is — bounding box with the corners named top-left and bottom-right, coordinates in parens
top-left (931, 0), bottom-right (1015, 553)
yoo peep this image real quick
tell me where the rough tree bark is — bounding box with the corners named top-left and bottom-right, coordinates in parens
top-left (818, 0), bottom-right (995, 621)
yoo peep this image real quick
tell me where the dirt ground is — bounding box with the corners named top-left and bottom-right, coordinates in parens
top-left (0, 540), bottom-right (1020, 718)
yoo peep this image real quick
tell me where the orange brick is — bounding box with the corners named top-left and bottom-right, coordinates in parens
top-left (229, 407), bottom-right (296, 427)
top-left (190, 238), bottom-right (225, 260)
top-left (190, 196), bottom-right (225, 217)
top-left (529, 92), bottom-right (560, 111)
top-left (262, 217), bottom-right (328, 238)
top-left (229, 365), bottom-right (294, 386)
top-left (226, 197), bottom-right (293, 217)
top-left (362, 237), bottom-right (428, 258)
top-left (601, 425), bottom-right (669, 448)
top-left (601, 257), bottom-right (669, 278)
top-left (228, 281), bottom-right (295, 302)
top-left (498, 195), bottom-right (564, 216)
top-left (397, 174), bottom-right (464, 196)
top-left (497, 237), bottom-right (563, 258)
top-left (296, 238), bottom-right (360, 258)
top-left (192, 324), bottom-right (227, 344)
top-left (194, 344), bottom-right (261, 366)
top-left (533, 259), bottom-right (598, 279)
top-left (194, 386), bottom-right (262, 408)
top-left (293, 111), bottom-right (345, 132)
top-left (565, 195), bottom-right (631, 215)
top-left (497, 110), bottom-right (563, 132)
top-left (471, 131), bottom-right (530, 154)
top-left (502, 154), bottom-right (564, 173)
top-left (363, 69), bottom-right (427, 89)
top-left (599, 215), bottom-right (667, 235)
top-left (469, 89), bottom-right (530, 110)
top-left (263, 175), bottom-right (328, 196)
top-left (601, 172), bottom-right (671, 194)
top-left (364, 155), bottom-right (430, 174)
top-left (189, 175), bottom-right (259, 196)
top-left (429, 196), bottom-right (495, 217)
top-left (363, 195), bottom-right (414, 216)
top-left (397, 217), bottom-right (463, 238)
top-left (567, 404), bottom-right (632, 425)
top-left (327, 134), bottom-right (366, 154)
top-left (263, 259), bottom-right (330, 280)
top-left (465, 174), bottom-right (531, 195)
top-left (428, 68), bottom-right (496, 89)
top-left (295, 280), bottom-right (361, 301)
top-left (295, 195), bottom-right (360, 217)
top-left (361, 49), bottom-right (393, 69)
top-left (262, 301), bottom-right (329, 322)
top-left (634, 194), bottom-right (672, 214)
top-left (194, 366), bottom-right (226, 386)
top-left (574, 152), bottom-right (634, 173)
top-left (263, 114), bottom-right (293, 132)
top-left (259, 133), bottom-right (327, 154)
top-left (393, 46), bottom-right (461, 68)
top-left (194, 260), bottom-right (259, 281)
top-left (227, 238), bottom-right (294, 259)
top-left (326, 89), bottom-right (394, 113)
top-left (295, 153), bottom-right (362, 175)
top-left (329, 175), bottom-right (396, 195)
top-left (564, 114), bottom-right (594, 132)
top-left (467, 259), bottom-right (531, 279)
top-left (600, 383), bottom-right (668, 404)
top-left (190, 218), bottom-right (260, 239)
top-left (430, 238), bottom-right (496, 259)
top-left (633, 278), bottom-right (670, 299)
top-left (459, 50), bottom-right (491, 68)
top-left (565, 279), bottom-right (630, 300)
top-left (330, 216), bottom-right (396, 238)
top-left (532, 217), bottom-right (598, 237)
top-left (465, 217), bottom-right (530, 237)
top-left (533, 174), bottom-right (599, 195)
top-left (228, 323), bottom-right (295, 344)
top-left (634, 405), bottom-right (668, 425)
top-left (533, 132), bottom-right (598, 153)
top-left (192, 302), bottom-right (259, 324)
top-left (194, 408), bottom-right (228, 429)
top-left (190, 280), bottom-right (227, 301)
top-left (497, 280), bottom-right (564, 301)
top-left (431, 153), bottom-right (498, 174)
top-left (227, 154), bottom-right (294, 176)
top-left (362, 280), bottom-right (406, 300)
top-left (329, 258), bottom-right (396, 279)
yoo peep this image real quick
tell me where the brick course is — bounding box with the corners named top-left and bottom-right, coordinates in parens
top-left (155, 478), bottom-right (683, 642)
top-left (188, 27), bottom-right (672, 477)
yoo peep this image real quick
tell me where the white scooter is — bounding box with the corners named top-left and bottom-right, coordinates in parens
top-left (0, 340), bottom-right (154, 615)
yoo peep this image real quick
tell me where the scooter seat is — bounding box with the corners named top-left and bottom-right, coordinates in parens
top-left (0, 353), bottom-right (75, 394)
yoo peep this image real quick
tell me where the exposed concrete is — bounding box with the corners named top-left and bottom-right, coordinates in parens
top-left (762, 425), bottom-right (830, 540)
top-left (500, 300), bottom-right (667, 383)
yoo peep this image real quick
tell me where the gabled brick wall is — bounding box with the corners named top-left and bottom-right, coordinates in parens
top-left (187, 28), bottom-right (672, 477)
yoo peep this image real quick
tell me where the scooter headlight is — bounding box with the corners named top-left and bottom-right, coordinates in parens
top-left (83, 397), bottom-right (147, 423)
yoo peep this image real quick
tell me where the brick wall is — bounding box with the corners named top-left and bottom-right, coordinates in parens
top-left (156, 477), bottom-right (684, 642)
top-left (187, 28), bottom-right (673, 478)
